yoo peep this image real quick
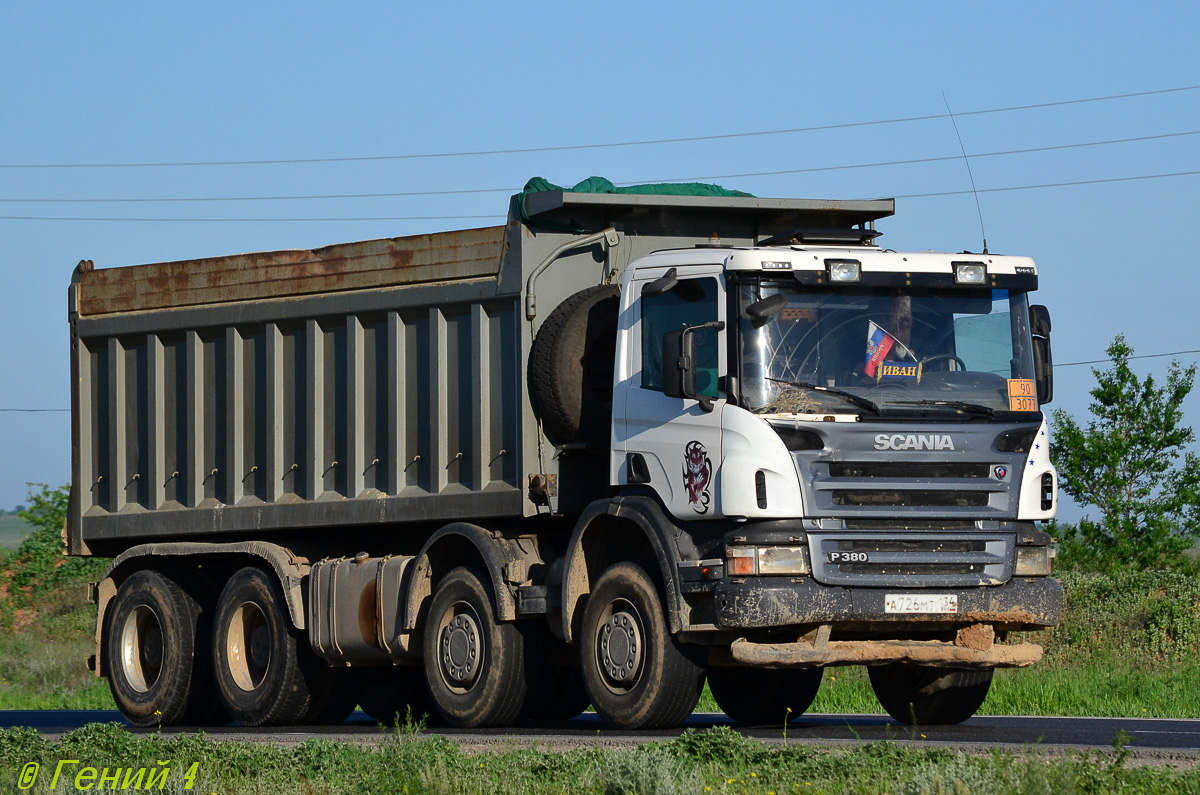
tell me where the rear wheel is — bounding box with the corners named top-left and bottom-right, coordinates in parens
top-left (104, 570), bottom-right (201, 727)
top-left (868, 664), bottom-right (993, 725)
top-left (707, 666), bottom-right (824, 725)
top-left (212, 566), bottom-right (317, 726)
top-left (423, 567), bottom-right (529, 728)
top-left (580, 563), bottom-right (704, 729)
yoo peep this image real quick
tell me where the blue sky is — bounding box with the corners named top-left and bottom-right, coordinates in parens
top-left (1, 2), bottom-right (1197, 520)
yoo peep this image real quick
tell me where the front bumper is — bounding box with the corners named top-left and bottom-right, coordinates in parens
top-left (714, 575), bottom-right (1061, 630)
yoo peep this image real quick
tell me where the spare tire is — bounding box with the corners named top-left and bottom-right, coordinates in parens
top-left (529, 284), bottom-right (620, 447)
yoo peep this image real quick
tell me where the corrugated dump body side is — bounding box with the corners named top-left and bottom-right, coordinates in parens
top-left (69, 222), bottom-right (533, 554)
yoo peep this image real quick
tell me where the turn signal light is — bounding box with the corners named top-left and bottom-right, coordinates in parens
top-left (726, 547), bottom-right (757, 576)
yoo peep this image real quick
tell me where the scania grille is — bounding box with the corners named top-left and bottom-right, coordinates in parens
top-left (831, 490), bottom-right (989, 507)
top-left (808, 532), bottom-right (1012, 587)
top-left (805, 459), bottom-right (1013, 516)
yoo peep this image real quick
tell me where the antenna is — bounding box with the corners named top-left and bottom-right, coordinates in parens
top-left (942, 92), bottom-right (988, 254)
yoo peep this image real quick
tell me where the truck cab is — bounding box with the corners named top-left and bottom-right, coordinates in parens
top-left (590, 234), bottom-right (1059, 725)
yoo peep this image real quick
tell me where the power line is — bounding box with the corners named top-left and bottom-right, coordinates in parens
top-left (4, 168), bottom-right (1198, 223)
top-left (4, 129), bottom-right (1196, 205)
top-left (897, 166), bottom-right (1195, 198)
top-left (2, 85), bottom-right (1197, 170)
top-left (1057, 350), bottom-right (1200, 368)
top-left (0, 214), bottom-right (504, 223)
top-left (660, 131), bottom-right (1200, 188)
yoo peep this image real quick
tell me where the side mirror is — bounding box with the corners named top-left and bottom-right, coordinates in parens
top-left (641, 267), bottom-right (679, 298)
top-left (1029, 304), bottom-right (1053, 404)
top-left (663, 321), bottom-right (725, 412)
top-left (745, 293), bottom-right (788, 327)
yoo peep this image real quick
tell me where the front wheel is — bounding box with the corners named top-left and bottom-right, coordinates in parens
top-left (868, 664), bottom-right (993, 725)
top-left (580, 563), bottom-right (704, 729)
top-left (707, 666), bottom-right (823, 725)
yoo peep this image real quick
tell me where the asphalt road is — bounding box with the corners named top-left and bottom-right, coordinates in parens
top-left (4, 710), bottom-right (1200, 756)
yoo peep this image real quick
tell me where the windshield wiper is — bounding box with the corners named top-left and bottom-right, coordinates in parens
top-left (765, 377), bottom-right (881, 415)
top-left (888, 399), bottom-right (997, 417)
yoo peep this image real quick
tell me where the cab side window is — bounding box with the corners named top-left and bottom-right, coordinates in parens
top-left (641, 277), bottom-right (719, 398)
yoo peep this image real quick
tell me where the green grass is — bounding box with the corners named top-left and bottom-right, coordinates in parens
top-left (1, 722), bottom-right (1196, 794)
top-left (0, 515), bottom-right (32, 551)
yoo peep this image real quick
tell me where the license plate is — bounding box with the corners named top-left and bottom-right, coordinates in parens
top-left (884, 594), bottom-right (958, 614)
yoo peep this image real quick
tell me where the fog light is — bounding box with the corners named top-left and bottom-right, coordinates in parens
top-left (1015, 546), bottom-right (1051, 576)
top-left (826, 259), bottom-right (861, 282)
top-left (727, 547), bottom-right (757, 576)
top-left (954, 261), bottom-right (987, 284)
top-left (757, 546), bottom-right (810, 576)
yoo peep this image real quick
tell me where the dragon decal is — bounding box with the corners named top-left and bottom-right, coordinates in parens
top-left (683, 440), bottom-right (713, 514)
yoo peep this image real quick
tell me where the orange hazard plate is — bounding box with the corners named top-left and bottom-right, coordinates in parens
top-left (1007, 379), bottom-right (1037, 412)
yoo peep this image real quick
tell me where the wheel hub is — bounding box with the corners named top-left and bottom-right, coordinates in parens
top-left (120, 605), bottom-right (163, 693)
top-left (440, 610), bottom-right (481, 687)
top-left (249, 625), bottom-right (271, 669)
top-left (598, 608), bottom-right (643, 690)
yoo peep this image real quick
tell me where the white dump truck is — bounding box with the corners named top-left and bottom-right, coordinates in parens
top-left (68, 183), bottom-right (1059, 730)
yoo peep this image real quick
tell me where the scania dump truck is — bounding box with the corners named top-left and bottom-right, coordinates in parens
top-left (68, 183), bottom-right (1060, 730)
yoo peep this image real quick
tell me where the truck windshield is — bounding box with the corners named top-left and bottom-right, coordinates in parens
top-left (738, 281), bottom-right (1038, 417)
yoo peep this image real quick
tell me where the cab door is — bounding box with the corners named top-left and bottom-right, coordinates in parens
top-left (620, 268), bottom-right (727, 519)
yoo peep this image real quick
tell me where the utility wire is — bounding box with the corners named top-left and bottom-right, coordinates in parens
top-left (2, 85), bottom-right (1197, 170)
top-left (646, 130), bottom-right (1200, 186)
top-left (4, 351), bottom-right (1199, 414)
top-left (0, 214), bottom-right (504, 223)
top-left (4, 169), bottom-right (1198, 223)
top-left (4, 130), bottom-right (1196, 205)
top-left (894, 169), bottom-right (1200, 199)
top-left (1056, 350), bottom-right (1200, 368)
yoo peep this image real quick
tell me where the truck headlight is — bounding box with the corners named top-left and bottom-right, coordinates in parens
top-left (1014, 546), bottom-right (1051, 576)
top-left (757, 546), bottom-right (810, 576)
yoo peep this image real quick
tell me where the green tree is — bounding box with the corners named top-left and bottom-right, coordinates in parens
top-left (1050, 336), bottom-right (1200, 571)
top-left (10, 483), bottom-right (106, 597)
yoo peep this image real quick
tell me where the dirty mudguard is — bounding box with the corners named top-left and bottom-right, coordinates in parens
top-left (714, 576), bottom-right (1061, 630)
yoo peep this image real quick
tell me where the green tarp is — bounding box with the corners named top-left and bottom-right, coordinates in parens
top-left (515, 176), bottom-right (754, 232)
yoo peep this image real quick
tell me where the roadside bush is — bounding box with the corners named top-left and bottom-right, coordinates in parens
top-left (5, 484), bottom-right (107, 608)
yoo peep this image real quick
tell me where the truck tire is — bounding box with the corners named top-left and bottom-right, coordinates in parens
top-left (707, 666), bottom-right (823, 725)
top-left (103, 570), bottom-right (202, 727)
top-left (357, 667), bottom-right (437, 726)
top-left (580, 562), bottom-right (704, 729)
top-left (423, 566), bottom-right (529, 728)
top-left (868, 664), bottom-right (993, 725)
top-left (212, 566), bottom-right (317, 726)
top-left (529, 284), bottom-right (620, 446)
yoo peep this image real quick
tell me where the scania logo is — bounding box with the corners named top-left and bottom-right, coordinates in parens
top-left (873, 433), bottom-right (956, 451)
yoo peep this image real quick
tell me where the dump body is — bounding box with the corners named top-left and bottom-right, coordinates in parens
top-left (68, 192), bottom-right (894, 556)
